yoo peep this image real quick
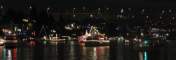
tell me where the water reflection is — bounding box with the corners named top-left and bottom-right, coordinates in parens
top-left (139, 51), bottom-right (143, 60)
top-left (0, 42), bottom-right (109, 60)
top-left (7, 49), bottom-right (12, 60)
top-left (144, 51), bottom-right (148, 60)
top-left (0, 46), bottom-right (3, 60)
top-left (80, 46), bottom-right (109, 60)
top-left (0, 46), bottom-right (17, 60)
top-left (138, 51), bottom-right (149, 60)
top-left (0, 40), bottom-right (172, 60)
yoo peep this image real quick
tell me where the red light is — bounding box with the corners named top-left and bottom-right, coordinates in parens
top-left (32, 31), bottom-right (36, 36)
top-left (12, 48), bottom-right (17, 60)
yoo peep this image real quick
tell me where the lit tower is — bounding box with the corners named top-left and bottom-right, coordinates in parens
top-left (88, 26), bottom-right (100, 36)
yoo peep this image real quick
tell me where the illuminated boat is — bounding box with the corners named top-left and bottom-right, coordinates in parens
top-left (4, 33), bottom-right (18, 47)
top-left (41, 34), bottom-right (68, 45)
top-left (39, 25), bottom-right (66, 45)
top-left (78, 26), bottom-right (109, 46)
top-left (22, 37), bottom-right (37, 47)
top-left (1, 28), bottom-right (18, 47)
top-left (0, 37), bottom-right (5, 46)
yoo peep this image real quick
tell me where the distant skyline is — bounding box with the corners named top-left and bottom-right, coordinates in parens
top-left (1, 0), bottom-right (176, 10)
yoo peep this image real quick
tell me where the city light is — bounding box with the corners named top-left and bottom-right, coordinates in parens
top-left (0, 5), bottom-right (3, 9)
top-left (106, 8), bottom-right (109, 10)
top-left (90, 14), bottom-right (93, 18)
top-left (73, 14), bottom-right (76, 18)
top-left (22, 19), bottom-right (29, 22)
top-left (120, 8), bottom-right (124, 13)
top-left (29, 6), bottom-right (32, 9)
top-left (47, 7), bottom-right (50, 11)
top-left (162, 10), bottom-right (165, 14)
top-left (133, 38), bottom-right (138, 41)
top-left (142, 9), bottom-right (145, 13)
top-left (0, 5), bottom-right (175, 60)
top-left (141, 33), bottom-right (144, 36)
top-left (169, 9), bottom-right (172, 13)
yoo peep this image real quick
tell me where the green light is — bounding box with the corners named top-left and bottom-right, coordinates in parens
top-left (3, 48), bottom-right (6, 60)
top-left (144, 40), bottom-right (149, 47)
top-left (43, 40), bottom-right (47, 45)
top-left (144, 41), bottom-right (148, 44)
top-left (144, 51), bottom-right (148, 60)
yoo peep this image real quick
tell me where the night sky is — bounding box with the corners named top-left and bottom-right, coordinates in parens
top-left (1, 0), bottom-right (176, 36)
top-left (1, 0), bottom-right (176, 10)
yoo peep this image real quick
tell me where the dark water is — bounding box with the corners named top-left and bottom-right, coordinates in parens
top-left (0, 40), bottom-right (176, 60)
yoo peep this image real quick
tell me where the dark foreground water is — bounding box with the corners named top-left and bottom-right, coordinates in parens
top-left (0, 40), bottom-right (176, 60)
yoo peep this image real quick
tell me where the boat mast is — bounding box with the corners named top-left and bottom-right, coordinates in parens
top-left (39, 25), bottom-right (48, 37)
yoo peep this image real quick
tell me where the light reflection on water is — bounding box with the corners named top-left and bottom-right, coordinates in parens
top-left (0, 41), bottom-right (162, 60)
top-left (0, 47), bottom-right (17, 60)
top-left (138, 51), bottom-right (148, 60)
top-left (0, 45), bottom-right (151, 60)
top-left (139, 51), bottom-right (143, 60)
top-left (80, 46), bottom-right (109, 60)
top-left (144, 51), bottom-right (148, 60)
top-left (0, 42), bottom-right (110, 60)
top-left (0, 46), bottom-right (4, 60)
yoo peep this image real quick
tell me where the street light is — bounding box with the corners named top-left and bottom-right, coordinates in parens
top-left (0, 5), bottom-right (3, 9)
top-left (47, 7), bottom-right (50, 11)
top-left (120, 8), bottom-right (124, 13)
top-left (90, 14), bottom-right (93, 18)
top-left (29, 5), bottom-right (32, 9)
top-left (141, 32), bottom-right (144, 36)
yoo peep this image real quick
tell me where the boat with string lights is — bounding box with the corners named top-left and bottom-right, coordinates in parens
top-left (1, 28), bottom-right (18, 47)
top-left (41, 34), bottom-right (68, 45)
top-left (39, 25), bottom-right (68, 45)
top-left (78, 26), bottom-right (109, 46)
top-left (0, 37), bottom-right (5, 46)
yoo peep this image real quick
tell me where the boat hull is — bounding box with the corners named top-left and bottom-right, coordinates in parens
top-left (80, 40), bottom-right (110, 47)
